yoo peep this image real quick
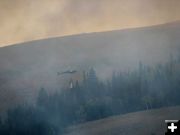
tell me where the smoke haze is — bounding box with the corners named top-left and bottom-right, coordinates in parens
top-left (0, 0), bottom-right (180, 46)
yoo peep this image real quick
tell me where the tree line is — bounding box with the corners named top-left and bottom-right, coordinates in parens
top-left (0, 55), bottom-right (180, 135)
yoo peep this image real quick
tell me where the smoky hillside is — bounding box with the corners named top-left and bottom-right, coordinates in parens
top-left (0, 21), bottom-right (180, 112)
top-left (0, 53), bottom-right (180, 135)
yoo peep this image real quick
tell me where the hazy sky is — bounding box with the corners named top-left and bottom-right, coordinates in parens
top-left (0, 0), bottom-right (180, 47)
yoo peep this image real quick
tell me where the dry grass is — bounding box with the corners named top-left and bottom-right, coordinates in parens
top-left (64, 106), bottom-right (180, 135)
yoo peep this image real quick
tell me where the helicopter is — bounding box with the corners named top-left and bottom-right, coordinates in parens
top-left (57, 70), bottom-right (77, 75)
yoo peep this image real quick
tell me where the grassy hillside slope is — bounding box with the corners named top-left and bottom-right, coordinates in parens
top-left (64, 106), bottom-right (180, 135)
